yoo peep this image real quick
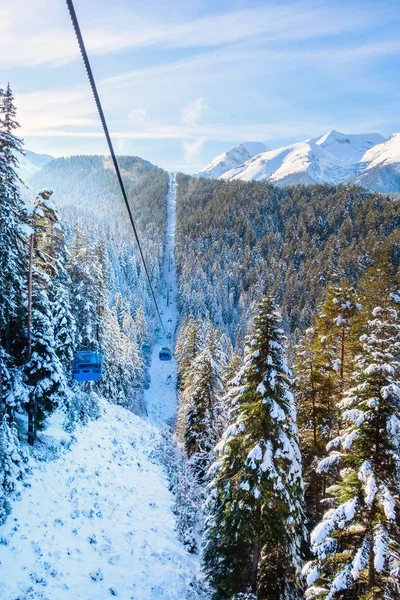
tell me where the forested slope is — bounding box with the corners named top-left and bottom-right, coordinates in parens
top-left (1, 84), bottom-right (170, 486)
top-left (175, 175), bottom-right (400, 339)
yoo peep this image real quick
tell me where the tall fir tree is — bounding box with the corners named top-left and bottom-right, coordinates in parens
top-left (0, 83), bottom-right (26, 374)
top-left (24, 192), bottom-right (67, 442)
top-left (203, 296), bottom-right (305, 600)
top-left (316, 281), bottom-right (359, 401)
top-left (295, 325), bottom-right (339, 530)
top-left (305, 297), bottom-right (400, 599)
top-left (176, 316), bottom-right (202, 439)
top-left (184, 324), bottom-right (227, 479)
top-left (0, 413), bottom-right (27, 524)
top-left (52, 209), bottom-right (76, 375)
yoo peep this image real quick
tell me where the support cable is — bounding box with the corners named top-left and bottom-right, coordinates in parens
top-left (65, 0), bottom-right (167, 338)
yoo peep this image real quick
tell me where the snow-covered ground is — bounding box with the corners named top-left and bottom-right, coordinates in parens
top-left (0, 173), bottom-right (198, 599)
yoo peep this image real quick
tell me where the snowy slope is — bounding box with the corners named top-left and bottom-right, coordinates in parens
top-left (354, 133), bottom-right (400, 193)
top-left (0, 402), bottom-right (196, 600)
top-left (196, 141), bottom-right (267, 179)
top-left (18, 150), bottom-right (54, 184)
top-left (219, 131), bottom-right (386, 186)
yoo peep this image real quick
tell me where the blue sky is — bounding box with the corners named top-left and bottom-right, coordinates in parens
top-left (2, 0), bottom-right (400, 172)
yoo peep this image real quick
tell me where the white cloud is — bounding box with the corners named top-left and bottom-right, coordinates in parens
top-left (128, 107), bottom-right (147, 123)
top-left (0, 0), bottom-right (395, 68)
top-left (181, 98), bottom-right (208, 125)
top-left (182, 139), bottom-right (205, 164)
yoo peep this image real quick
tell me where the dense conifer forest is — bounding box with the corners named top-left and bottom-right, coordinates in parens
top-left (175, 174), bottom-right (399, 340)
top-left (173, 174), bottom-right (400, 598)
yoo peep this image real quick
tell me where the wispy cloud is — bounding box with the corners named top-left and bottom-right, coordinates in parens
top-left (128, 107), bottom-right (148, 124)
top-left (182, 139), bottom-right (205, 164)
top-left (181, 98), bottom-right (208, 125)
top-left (1, 0), bottom-right (395, 68)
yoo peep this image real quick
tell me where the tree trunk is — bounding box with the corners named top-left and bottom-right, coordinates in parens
top-left (27, 229), bottom-right (36, 445)
top-left (250, 539), bottom-right (260, 593)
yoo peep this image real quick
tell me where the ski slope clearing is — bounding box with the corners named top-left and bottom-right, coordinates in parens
top-left (0, 402), bottom-right (196, 600)
top-left (145, 173), bottom-right (179, 426)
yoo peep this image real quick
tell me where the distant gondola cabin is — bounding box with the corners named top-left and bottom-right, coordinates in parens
top-left (159, 347), bottom-right (172, 361)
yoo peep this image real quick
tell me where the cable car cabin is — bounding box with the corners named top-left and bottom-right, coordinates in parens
top-left (168, 317), bottom-right (172, 323)
top-left (142, 342), bottom-right (151, 353)
top-left (73, 350), bottom-right (102, 382)
top-left (159, 346), bottom-right (172, 361)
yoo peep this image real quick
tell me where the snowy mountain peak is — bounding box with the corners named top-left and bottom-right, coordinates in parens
top-left (238, 141), bottom-right (267, 156)
top-left (197, 141), bottom-right (268, 179)
top-left (361, 132), bottom-right (400, 168)
top-left (315, 130), bottom-right (386, 165)
top-left (198, 129), bottom-right (400, 192)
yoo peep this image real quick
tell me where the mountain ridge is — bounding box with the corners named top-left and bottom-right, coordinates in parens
top-left (197, 130), bottom-right (400, 193)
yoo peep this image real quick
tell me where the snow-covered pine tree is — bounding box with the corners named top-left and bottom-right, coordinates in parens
top-left (176, 316), bottom-right (202, 439)
top-left (0, 83), bottom-right (27, 358)
top-left (295, 324), bottom-right (338, 529)
top-left (176, 315), bottom-right (202, 389)
top-left (69, 231), bottom-right (108, 350)
top-left (52, 210), bottom-right (76, 375)
top-left (305, 296), bottom-right (400, 599)
top-left (203, 295), bottom-right (305, 600)
top-left (24, 192), bottom-right (67, 443)
top-left (184, 324), bottom-right (226, 479)
top-left (100, 300), bottom-right (144, 412)
top-left (0, 413), bottom-right (27, 524)
top-left (174, 453), bottom-right (203, 553)
top-left (317, 282), bottom-right (359, 399)
top-left (134, 303), bottom-right (148, 347)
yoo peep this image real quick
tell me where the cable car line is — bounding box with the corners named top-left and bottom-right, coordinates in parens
top-left (65, 0), bottom-right (167, 340)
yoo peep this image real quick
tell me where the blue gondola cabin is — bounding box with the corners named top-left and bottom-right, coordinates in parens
top-left (73, 350), bottom-right (102, 381)
top-left (159, 346), bottom-right (172, 361)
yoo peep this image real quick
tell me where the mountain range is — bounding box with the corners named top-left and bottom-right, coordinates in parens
top-left (197, 131), bottom-right (400, 194)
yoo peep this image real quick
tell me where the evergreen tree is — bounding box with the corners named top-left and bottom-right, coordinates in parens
top-left (134, 304), bottom-right (148, 346)
top-left (174, 455), bottom-right (203, 554)
top-left (24, 192), bottom-right (67, 442)
top-left (176, 316), bottom-right (202, 389)
top-left (52, 212), bottom-right (76, 374)
top-left (316, 282), bottom-right (359, 399)
top-left (69, 232), bottom-right (108, 350)
top-left (176, 316), bottom-right (202, 440)
top-left (203, 296), bottom-right (305, 600)
top-left (0, 413), bottom-right (27, 524)
top-left (184, 325), bottom-right (226, 479)
top-left (305, 298), bottom-right (400, 599)
top-left (295, 325), bottom-right (338, 530)
top-left (0, 83), bottom-right (26, 354)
